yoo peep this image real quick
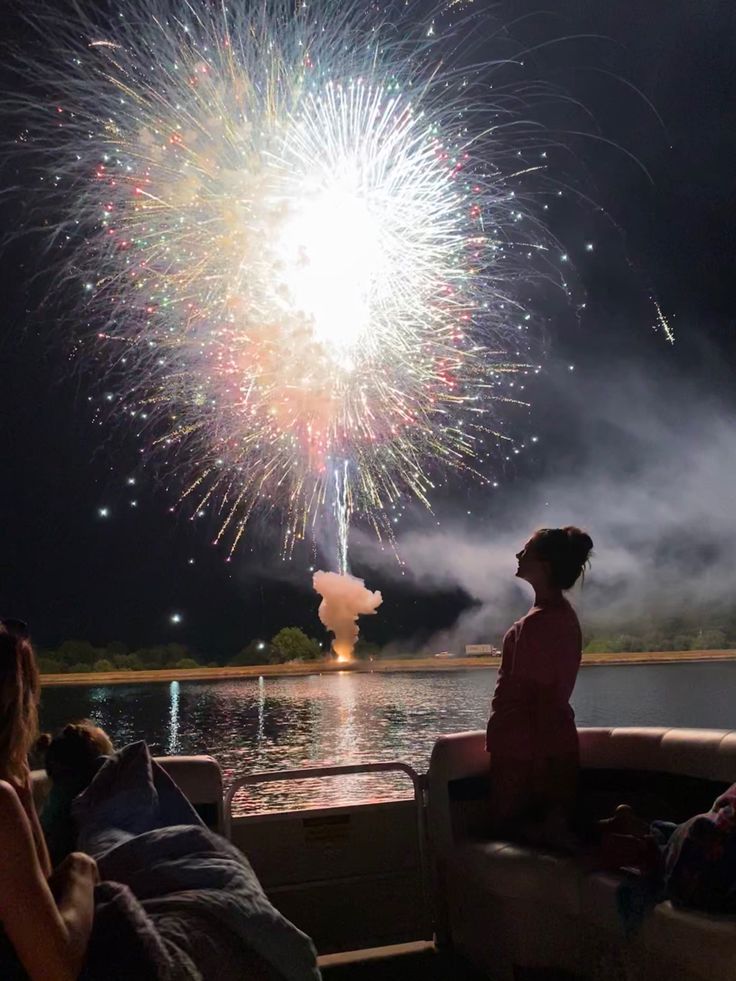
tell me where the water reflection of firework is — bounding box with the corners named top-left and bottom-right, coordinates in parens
top-left (11, 0), bottom-right (555, 558)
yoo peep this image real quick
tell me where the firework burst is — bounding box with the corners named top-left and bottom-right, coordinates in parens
top-left (9, 0), bottom-right (557, 562)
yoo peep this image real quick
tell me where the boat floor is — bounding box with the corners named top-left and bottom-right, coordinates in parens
top-left (319, 945), bottom-right (484, 980)
top-left (319, 943), bottom-right (585, 980)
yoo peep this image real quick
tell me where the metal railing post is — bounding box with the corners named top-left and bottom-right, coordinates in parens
top-left (224, 761), bottom-right (434, 935)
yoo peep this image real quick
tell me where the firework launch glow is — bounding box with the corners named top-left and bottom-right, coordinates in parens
top-left (10, 0), bottom-right (556, 565)
top-left (313, 570), bottom-right (383, 661)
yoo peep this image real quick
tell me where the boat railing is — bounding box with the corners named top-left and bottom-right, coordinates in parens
top-left (224, 761), bottom-right (432, 934)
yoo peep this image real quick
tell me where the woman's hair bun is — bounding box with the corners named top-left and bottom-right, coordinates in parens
top-left (534, 526), bottom-right (593, 590)
top-left (564, 526), bottom-right (594, 558)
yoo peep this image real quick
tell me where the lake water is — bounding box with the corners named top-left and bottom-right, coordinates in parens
top-left (39, 662), bottom-right (736, 814)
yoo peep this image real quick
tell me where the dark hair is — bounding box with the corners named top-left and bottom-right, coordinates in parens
top-left (0, 625), bottom-right (40, 782)
top-left (38, 720), bottom-right (113, 793)
top-left (532, 526), bottom-right (593, 590)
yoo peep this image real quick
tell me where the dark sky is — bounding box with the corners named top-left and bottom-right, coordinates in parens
top-left (1, 0), bottom-right (735, 657)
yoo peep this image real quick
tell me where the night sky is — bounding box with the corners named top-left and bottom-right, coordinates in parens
top-left (1, 0), bottom-right (735, 659)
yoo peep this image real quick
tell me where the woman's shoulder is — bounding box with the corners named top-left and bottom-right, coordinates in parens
top-left (0, 780), bottom-right (20, 807)
top-left (519, 601), bottom-right (579, 633)
top-left (0, 780), bottom-right (28, 834)
top-left (0, 779), bottom-right (23, 819)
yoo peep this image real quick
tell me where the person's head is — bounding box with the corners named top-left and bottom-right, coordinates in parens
top-left (0, 619), bottom-right (40, 783)
top-left (515, 527), bottom-right (594, 593)
top-left (37, 720), bottom-right (113, 794)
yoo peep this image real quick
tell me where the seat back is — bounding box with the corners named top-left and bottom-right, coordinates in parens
top-left (32, 754), bottom-right (225, 835)
top-left (427, 727), bottom-right (736, 857)
top-left (578, 727), bottom-right (736, 824)
top-left (426, 730), bottom-right (488, 858)
top-left (580, 727), bottom-right (736, 781)
top-left (156, 755), bottom-right (225, 832)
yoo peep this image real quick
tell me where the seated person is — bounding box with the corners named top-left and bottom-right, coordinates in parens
top-left (0, 620), bottom-right (97, 981)
top-left (1, 622), bottom-right (319, 980)
top-left (36, 721), bottom-right (114, 865)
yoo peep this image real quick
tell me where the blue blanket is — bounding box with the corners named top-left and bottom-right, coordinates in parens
top-left (73, 742), bottom-right (321, 981)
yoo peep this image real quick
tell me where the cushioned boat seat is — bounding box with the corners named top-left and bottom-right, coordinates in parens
top-left (428, 728), bottom-right (736, 981)
top-left (457, 841), bottom-right (582, 916)
top-left (32, 753), bottom-right (225, 834)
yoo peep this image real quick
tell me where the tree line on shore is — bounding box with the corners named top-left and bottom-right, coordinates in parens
top-left (34, 617), bottom-right (736, 675)
top-left (35, 627), bottom-right (381, 675)
top-left (582, 615), bottom-right (736, 655)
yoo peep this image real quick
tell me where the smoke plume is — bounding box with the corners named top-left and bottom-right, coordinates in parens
top-left (354, 360), bottom-right (736, 653)
top-left (313, 570), bottom-right (383, 661)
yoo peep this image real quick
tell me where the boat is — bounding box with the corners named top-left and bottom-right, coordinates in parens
top-left (32, 726), bottom-right (736, 980)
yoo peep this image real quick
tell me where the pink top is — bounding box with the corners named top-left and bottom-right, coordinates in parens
top-left (486, 599), bottom-right (582, 760)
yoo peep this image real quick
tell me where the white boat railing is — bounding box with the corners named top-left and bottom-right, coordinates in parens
top-left (224, 761), bottom-right (432, 934)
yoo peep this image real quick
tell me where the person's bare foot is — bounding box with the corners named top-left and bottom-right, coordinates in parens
top-left (598, 804), bottom-right (650, 838)
top-left (597, 831), bottom-right (663, 876)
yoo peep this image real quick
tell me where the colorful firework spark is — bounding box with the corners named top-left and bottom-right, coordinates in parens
top-left (10, 0), bottom-right (558, 562)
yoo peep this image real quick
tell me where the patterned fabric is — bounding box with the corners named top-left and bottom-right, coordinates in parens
top-left (663, 783), bottom-right (736, 912)
top-left (616, 783), bottom-right (736, 932)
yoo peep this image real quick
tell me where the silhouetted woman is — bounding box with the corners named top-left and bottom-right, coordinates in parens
top-left (0, 620), bottom-right (97, 980)
top-left (486, 527), bottom-right (593, 843)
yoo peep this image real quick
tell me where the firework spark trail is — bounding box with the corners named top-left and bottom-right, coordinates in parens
top-left (653, 298), bottom-right (675, 344)
top-left (9, 0), bottom-right (559, 564)
top-left (333, 460), bottom-right (352, 576)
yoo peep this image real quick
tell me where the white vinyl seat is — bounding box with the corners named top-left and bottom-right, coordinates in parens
top-left (32, 753), bottom-right (225, 836)
top-left (155, 755), bottom-right (225, 833)
top-left (458, 839), bottom-right (582, 915)
top-left (427, 728), bottom-right (736, 981)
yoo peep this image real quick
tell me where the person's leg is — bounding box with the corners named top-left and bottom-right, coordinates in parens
top-left (598, 804), bottom-right (651, 838)
top-left (488, 756), bottom-right (534, 837)
top-left (585, 809), bottom-right (669, 875)
top-left (521, 754), bottom-right (580, 850)
top-left (536, 753), bottom-right (579, 822)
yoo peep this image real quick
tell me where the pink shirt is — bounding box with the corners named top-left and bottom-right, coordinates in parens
top-left (486, 600), bottom-right (582, 760)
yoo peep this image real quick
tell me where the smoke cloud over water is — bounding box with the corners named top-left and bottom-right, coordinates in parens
top-left (355, 363), bottom-right (736, 653)
top-left (313, 570), bottom-right (383, 661)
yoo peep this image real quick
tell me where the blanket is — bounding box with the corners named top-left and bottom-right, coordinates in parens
top-left (662, 782), bottom-right (736, 913)
top-left (73, 742), bottom-right (321, 981)
top-left (616, 783), bottom-right (736, 934)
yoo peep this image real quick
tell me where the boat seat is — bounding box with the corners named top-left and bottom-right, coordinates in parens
top-left (456, 839), bottom-right (582, 916)
top-left (155, 755), bottom-right (225, 833)
top-left (32, 753), bottom-right (225, 835)
top-left (427, 728), bottom-right (736, 981)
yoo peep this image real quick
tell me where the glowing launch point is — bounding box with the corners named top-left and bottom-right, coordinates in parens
top-left (333, 644), bottom-right (353, 664)
top-left (313, 569), bottom-right (382, 662)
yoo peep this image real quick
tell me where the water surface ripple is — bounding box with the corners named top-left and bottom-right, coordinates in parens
top-left (40, 663), bottom-right (736, 814)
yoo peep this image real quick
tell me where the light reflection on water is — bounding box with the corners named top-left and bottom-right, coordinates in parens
top-left (167, 681), bottom-right (180, 756)
top-left (39, 663), bottom-right (736, 814)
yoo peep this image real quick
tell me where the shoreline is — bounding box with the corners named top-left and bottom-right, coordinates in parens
top-left (39, 648), bottom-right (736, 687)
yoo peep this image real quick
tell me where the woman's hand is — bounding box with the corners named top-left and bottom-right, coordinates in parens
top-left (0, 781), bottom-right (95, 981)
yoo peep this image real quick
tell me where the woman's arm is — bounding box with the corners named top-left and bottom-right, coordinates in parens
top-left (49, 852), bottom-right (99, 959)
top-left (14, 767), bottom-right (52, 877)
top-left (0, 780), bottom-right (96, 981)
